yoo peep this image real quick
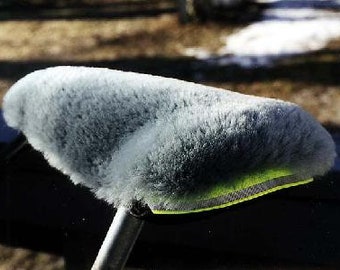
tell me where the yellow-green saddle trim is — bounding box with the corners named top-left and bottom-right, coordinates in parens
top-left (151, 168), bottom-right (313, 215)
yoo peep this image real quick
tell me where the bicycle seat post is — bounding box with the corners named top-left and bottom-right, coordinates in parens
top-left (91, 205), bottom-right (145, 270)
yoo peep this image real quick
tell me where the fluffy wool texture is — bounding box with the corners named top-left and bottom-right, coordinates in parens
top-left (3, 66), bottom-right (336, 210)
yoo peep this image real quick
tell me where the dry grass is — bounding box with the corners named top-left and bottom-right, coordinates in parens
top-left (1, 14), bottom-right (339, 127)
top-left (0, 15), bottom-right (339, 127)
top-left (0, 80), bottom-right (11, 105)
top-left (0, 15), bottom-right (232, 61)
top-left (0, 244), bottom-right (64, 270)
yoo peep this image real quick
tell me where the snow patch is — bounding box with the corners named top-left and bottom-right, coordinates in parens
top-left (182, 0), bottom-right (340, 68)
top-left (182, 47), bottom-right (212, 59)
top-left (221, 18), bottom-right (340, 67)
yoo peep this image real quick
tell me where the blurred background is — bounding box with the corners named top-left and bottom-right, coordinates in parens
top-left (0, 0), bottom-right (339, 269)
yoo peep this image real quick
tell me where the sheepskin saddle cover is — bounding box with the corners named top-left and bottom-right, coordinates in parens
top-left (3, 66), bottom-right (335, 214)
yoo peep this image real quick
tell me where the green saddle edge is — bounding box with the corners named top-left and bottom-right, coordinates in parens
top-left (151, 168), bottom-right (313, 215)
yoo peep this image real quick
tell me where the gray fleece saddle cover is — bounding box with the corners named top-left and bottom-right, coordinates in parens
top-left (3, 66), bottom-right (336, 214)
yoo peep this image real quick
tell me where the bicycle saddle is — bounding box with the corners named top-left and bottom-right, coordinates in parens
top-left (3, 66), bottom-right (336, 214)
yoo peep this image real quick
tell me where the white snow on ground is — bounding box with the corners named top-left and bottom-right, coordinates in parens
top-left (182, 47), bottom-right (212, 59)
top-left (183, 0), bottom-right (340, 68)
top-left (221, 18), bottom-right (340, 67)
top-left (263, 8), bottom-right (340, 20)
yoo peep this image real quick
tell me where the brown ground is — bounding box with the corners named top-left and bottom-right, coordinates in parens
top-left (0, 244), bottom-right (64, 270)
top-left (0, 10), bottom-right (339, 270)
top-left (1, 14), bottom-right (339, 127)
